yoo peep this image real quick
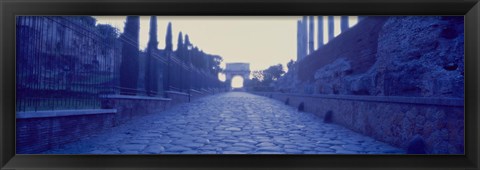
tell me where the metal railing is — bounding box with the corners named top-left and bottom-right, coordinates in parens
top-left (16, 16), bottom-right (226, 112)
top-left (16, 16), bottom-right (118, 112)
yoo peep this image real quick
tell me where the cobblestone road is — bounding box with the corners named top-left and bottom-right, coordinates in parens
top-left (45, 92), bottom-right (405, 154)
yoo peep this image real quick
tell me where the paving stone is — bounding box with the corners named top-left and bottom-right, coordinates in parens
top-left (144, 145), bottom-right (165, 154)
top-left (225, 127), bottom-right (242, 131)
top-left (222, 151), bottom-right (248, 154)
top-left (154, 138), bottom-right (172, 144)
top-left (283, 144), bottom-right (299, 149)
top-left (199, 151), bottom-right (218, 154)
top-left (334, 150), bottom-right (359, 154)
top-left (43, 92), bottom-right (405, 155)
top-left (119, 144), bottom-right (147, 152)
top-left (165, 146), bottom-right (192, 152)
top-left (127, 139), bottom-right (150, 144)
top-left (256, 142), bottom-right (277, 147)
top-left (232, 143), bottom-right (256, 148)
top-left (225, 146), bottom-right (253, 152)
top-left (89, 150), bottom-right (108, 154)
top-left (122, 151), bottom-right (140, 154)
top-left (256, 146), bottom-right (283, 152)
top-left (181, 150), bottom-right (199, 154)
top-left (313, 147), bottom-right (336, 152)
top-left (183, 142), bottom-right (205, 148)
top-left (341, 145), bottom-right (365, 151)
top-left (222, 139), bottom-right (239, 143)
top-left (232, 132), bottom-right (250, 136)
top-left (255, 152), bottom-right (284, 154)
top-left (284, 149), bottom-right (304, 153)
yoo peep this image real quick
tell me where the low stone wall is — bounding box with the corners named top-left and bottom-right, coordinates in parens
top-left (17, 91), bottom-right (219, 153)
top-left (253, 92), bottom-right (464, 154)
top-left (165, 91), bottom-right (190, 106)
top-left (190, 89), bottom-right (207, 101)
top-left (101, 95), bottom-right (171, 125)
top-left (16, 109), bottom-right (116, 153)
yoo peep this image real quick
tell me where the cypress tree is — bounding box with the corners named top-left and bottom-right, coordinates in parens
top-left (165, 22), bottom-right (173, 52)
top-left (184, 34), bottom-right (191, 63)
top-left (145, 16), bottom-right (158, 96)
top-left (119, 16), bottom-right (140, 95)
top-left (164, 22), bottom-right (173, 91)
top-left (184, 34), bottom-right (191, 46)
top-left (176, 31), bottom-right (184, 62)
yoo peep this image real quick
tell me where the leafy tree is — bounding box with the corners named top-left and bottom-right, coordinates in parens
top-left (119, 16), bottom-right (140, 95)
top-left (287, 59), bottom-right (296, 71)
top-left (251, 70), bottom-right (264, 81)
top-left (209, 55), bottom-right (223, 75)
top-left (263, 64), bottom-right (285, 84)
top-left (244, 64), bottom-right (285, 91)
top-left (96, 24), bottom-right (119, 42)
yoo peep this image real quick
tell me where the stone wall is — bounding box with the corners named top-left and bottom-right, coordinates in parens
top-left (292, 16), bottom-right (464, 98)
top-left (101, 95), bottom-right (171, 125)
top-left (17, 91), bottom-right (219, 153)
top-left (16, 109), bottom-right (116, 153)
top-left (373, 16), bottom-right (464, 98)
top-left (165, 91), bottom-right (190, 105)
top-left (254, 92), bottom-right (464, 154)
top-left (190, 89), bottom-right (207, 101)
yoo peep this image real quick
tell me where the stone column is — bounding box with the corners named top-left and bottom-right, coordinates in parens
top-left (317, 16), bottom-right (324, 49)
top-left (301, 16), bottom-right (308, 59)
top-left (341, 16), bottom-right (349, 33)
top-left (297, 20), bottom-right (302, 61)
top-left (328, 16), bottom-right (334, 42)
top-left (308, 16), bottom-right (314, 55)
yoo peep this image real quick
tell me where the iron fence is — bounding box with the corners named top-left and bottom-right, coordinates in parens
top-left (16, 16), bottom-right (118, 112)
top-left (16, 16), bottom-right (226, 112)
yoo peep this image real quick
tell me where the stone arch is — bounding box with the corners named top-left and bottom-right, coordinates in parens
top-left (224, 63), bottom-right (250, 89)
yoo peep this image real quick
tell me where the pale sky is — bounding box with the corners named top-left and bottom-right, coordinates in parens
top-left (93, 16), bottom-right (358, 74)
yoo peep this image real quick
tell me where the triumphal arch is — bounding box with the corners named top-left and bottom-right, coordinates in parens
top-left (224, 63), bottom-right (250, 88)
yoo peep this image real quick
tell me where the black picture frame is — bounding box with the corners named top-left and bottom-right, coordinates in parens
top-left (1, 0), bottom-right (479, 169)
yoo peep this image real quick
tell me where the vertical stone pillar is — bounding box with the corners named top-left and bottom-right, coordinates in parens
top-left (301, 16), bottom-right (308, 59)
top-left (308, 16), bottom-right (314, 55)
top-left (328, 16), bottom-right (334, 42)
top-left (297, 20), bottom-right (302, 61)
top-left (341, 16), bottom-right (349, 33)
top-left (317, 16), bottom-right (324, 49)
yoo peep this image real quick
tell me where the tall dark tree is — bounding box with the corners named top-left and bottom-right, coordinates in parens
top-left (184, 34), bottom-right (192, 63)
top-left (184, 34), bottom-right (191, 47)
top-left (176, 31), bottom-right (184, 61)
top-left (191, 46), bottom-right (200, 68)
top-left (163, 22), bottom-right (173, 91)
top-left (119, 16), bottom-right (140, 95)
top-left (165, 22), bottom-right (173, 52)
top-left (145, 16), bottom-right (158, 96)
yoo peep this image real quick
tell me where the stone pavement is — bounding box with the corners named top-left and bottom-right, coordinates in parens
top-left (44, 92), bottom-right (405, 154)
